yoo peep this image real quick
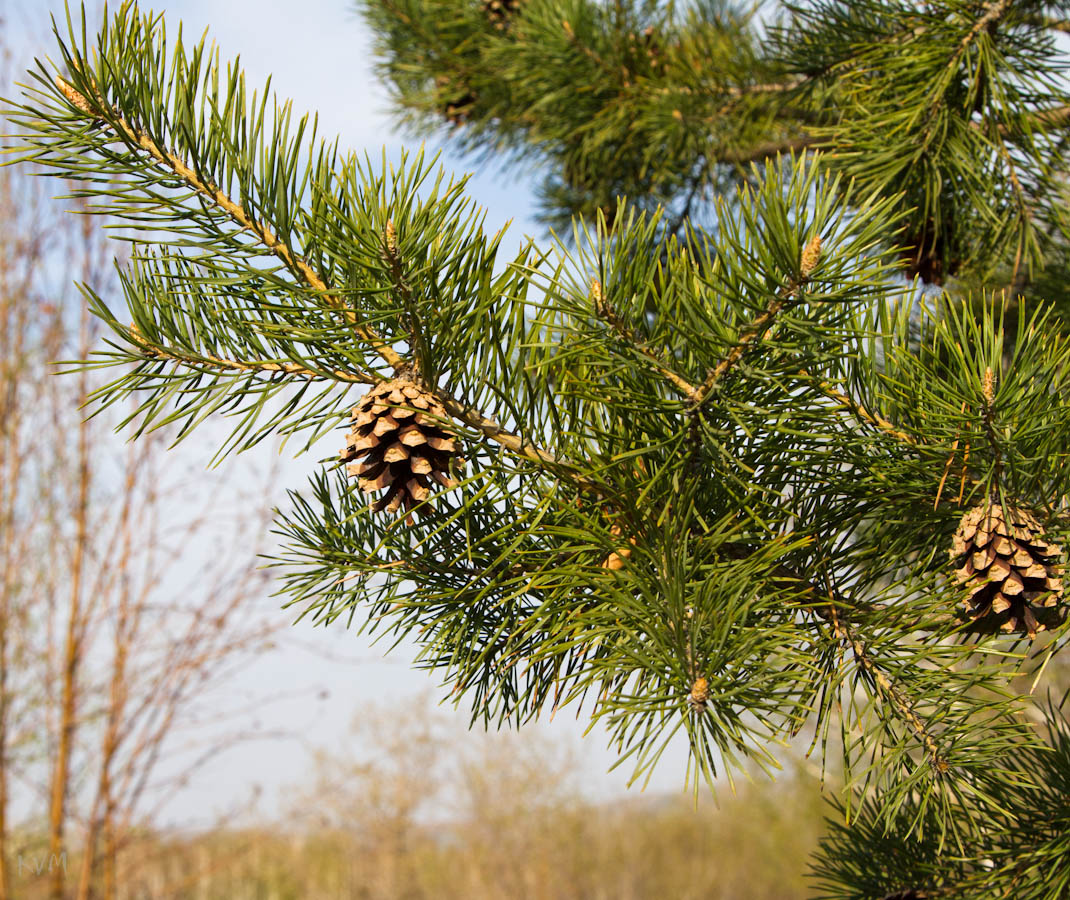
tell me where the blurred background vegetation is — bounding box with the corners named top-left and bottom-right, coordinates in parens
top-left (11, 696), bottom-right (828, 899)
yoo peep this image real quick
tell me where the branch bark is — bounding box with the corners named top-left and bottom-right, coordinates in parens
top-left (127, 326), bottom-right (372, 384)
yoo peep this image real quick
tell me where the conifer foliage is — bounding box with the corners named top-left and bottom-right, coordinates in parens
top-left (7, 1), bottom-right (1070, 895)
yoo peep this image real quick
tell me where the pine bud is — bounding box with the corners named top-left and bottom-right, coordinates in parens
top-left (482, 0), bottom-right (524, 30)
top-left (800, 234), bottom-right (822, 279)
top-left (601, 524), bottom-right (635, 570)
top-left (590, 278), bottom-right (615, 320)
top-left (982, 366), bottom-right (995, 405)
top-left (55, 76), bottom-right (95, 116)
top-left (688, 676), bottom-right (709, 712)
top-left (128, 322), bottom-right (161, 357)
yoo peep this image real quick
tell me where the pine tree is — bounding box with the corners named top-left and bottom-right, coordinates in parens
top-left (8, 1), bottom-right (1070, 895)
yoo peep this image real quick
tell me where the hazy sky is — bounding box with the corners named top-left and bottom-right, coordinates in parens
top-left (6, 0), bottom-right (698, 825)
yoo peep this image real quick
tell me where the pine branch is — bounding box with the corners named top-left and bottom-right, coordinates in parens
top-left (806, 374), bottom-right (917, 445)
top-left (718, 135), bottom-right (818, 166)
top-left (52, 72), bottom-right (584, 473)
top-left (775, 546), bottom-right (949, 770)
top-left (652, 77), bottom-right (807, 103)
top-left (688, 234), bottom-right (821, 410)
top-left (437, 392), bottom-right (580, 474)
top-left (55, 77), bottom-right (405, 376)
top-left (991, 128), bottom-right (1031, 280)
top-left (959, 0), bottom-right (1013, 53)
top-left (842, 616), bottom-right (948, 771)
top-left (588, 278), bottom-right (698, 399)
top-left (588, 226), bottom-right (921, 459)
top-left (592, 235), bottom-right (823, 409)
top-left (1023, 15), bottom-right (1070, 34)
top-left (690, 294), bottom-right (790, 405)
top-left (702, 99), bottom-right (1070, 171)
top-left (723, 79), bottom-right (806, 99)
top-left (126, 328), bottom-right (371, 384)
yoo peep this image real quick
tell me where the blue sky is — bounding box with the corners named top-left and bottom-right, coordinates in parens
top-left (7, 0), bottom-right (700, 825)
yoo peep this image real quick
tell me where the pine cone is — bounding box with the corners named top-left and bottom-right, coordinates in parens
top-left (949, 501), bottom-right (1064, 638)
top-left (341, 377), bottom-right (458, 521)
top-left (482, 0), bottom-right (523, 30)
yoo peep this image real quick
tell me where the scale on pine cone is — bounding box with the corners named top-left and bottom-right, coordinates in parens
top-left (949, 501), bottom-right (1064, 638)
top-left (341, 377), bottom-right (458, 521)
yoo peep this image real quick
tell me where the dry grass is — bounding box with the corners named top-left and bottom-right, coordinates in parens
top-left (63, 775), bottom-right (823, 900)
top-left (12, 699), bottom-right (829, 898)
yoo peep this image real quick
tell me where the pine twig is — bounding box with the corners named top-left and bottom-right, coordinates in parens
top-left (56, 77), bottom-right (405, 376)
top-left (56, 76), bottom-right (594, 479)
top-left (589, 278), bottom-right (699, 398)
top-left (846, 624), bottom-right (949, 772)
top-left (1023, 15), bottom-right (1070, 34)
top-left (689, 234), bottom-right (821, 412)
top-left (817, 578), bottom-right (949, 772)
top-left (960, 0), bottom-right (1013, 52)
top-left (126, 327), bottom-right (372, 384)
top-left (718, 134), bottom-right (817, 166)
top-left (806, 374), bottom-right (917, 446)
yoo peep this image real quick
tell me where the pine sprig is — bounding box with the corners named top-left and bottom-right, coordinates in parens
top-left (812, 704), bottom-right (1070, 899)
top-left (774, 0), bottom-right (1070, 282)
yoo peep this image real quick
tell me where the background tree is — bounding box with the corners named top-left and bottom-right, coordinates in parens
top-left (0, 82), bottom-right (290, 900)
top-left (363, 0), bottom-right (1070, 288)
top-left (7, 0), bottom-right (1070, 896)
